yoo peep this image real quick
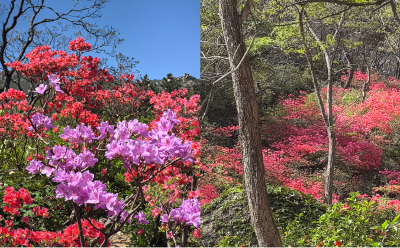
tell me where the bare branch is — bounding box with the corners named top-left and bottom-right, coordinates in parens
top-left (200, 30), bottom-right (257, 122)
top-left (240, 0), bottom-right (254, 26)
top-left (295, 0), bottom-right (386, 7)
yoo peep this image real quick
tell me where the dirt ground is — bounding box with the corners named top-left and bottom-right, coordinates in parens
top-left (110, 231), bottom-right (130, 247)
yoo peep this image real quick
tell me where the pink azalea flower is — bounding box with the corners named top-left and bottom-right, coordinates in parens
top-left (34, 84), bottom-right (47, 94)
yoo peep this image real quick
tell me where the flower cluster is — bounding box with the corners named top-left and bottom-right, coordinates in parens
top-left (43, 145), bottom-right (97, 172)
top-left (48, 74), bottom-right (64, 94)
top-left (3, 187), bottom-right (33, 216)
top-left (134, 211), bottom-right (149, 224)
top-left (199, 184), bottom-right (219, 205)
top-left (60, 123), bottom-right (96, 144)
top-left (0, 219), bottom-right (108, 247)
top-left (0, 89), bottom-right (32, 139)
top-left (161, 198), bottom-right (200, 228)
top-left (68, 37), bottom-right (92, 52)
top-left (27, 159), bottom-right (128, 220)
top-left (27, 113), bottom-right (55, 131)
top-left (55, 170), bottom-right (128, 220)
top-left (105, 109), bottom-right (193, 166)
top-left (25, 109), bottom-right (194, 225)
top-left (32, 206), bottom-right (49, 218)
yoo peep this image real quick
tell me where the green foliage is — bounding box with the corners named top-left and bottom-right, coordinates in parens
top-left (200, 80), bottom-right (238, 127)
top-left (253, 64), bottom-right (313, 114)
top-left (245, 36), bottom-right (275, 53)
top-left (272, 25), bottom-right (305, 54)
top-left (326, 34), bottom-right (336, 46)
top-left (201, 184), bottom-right (326, 247)
top-left (203, 184), bottom-right (400, 247)
top-left (201, 186), bottom-right (256, 247)
top-left (285, 192), bottom-right (400, 247)
top-left (340, 89), bottom-right (361, 105)
top-left (160, 73), bottom-right (183, 93)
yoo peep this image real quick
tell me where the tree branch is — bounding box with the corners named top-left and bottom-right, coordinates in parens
top-left (200, 30), bottom-right (257, 122)
top-left (239, 0), bottom-right (254, 26)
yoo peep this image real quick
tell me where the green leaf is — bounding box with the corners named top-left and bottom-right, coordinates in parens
top-left (392, 214), bottom-right (400, 224)
top-left (370, 226), bottom-right (381, 230)
top-left (382, 220), bottom-right (388, 229)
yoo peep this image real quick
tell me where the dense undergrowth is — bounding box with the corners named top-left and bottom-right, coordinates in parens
top-left (201, 185), bottom-right (400, 247)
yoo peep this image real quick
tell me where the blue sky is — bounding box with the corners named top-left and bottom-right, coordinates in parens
top-left (1, 0), bottom-right (199, 80)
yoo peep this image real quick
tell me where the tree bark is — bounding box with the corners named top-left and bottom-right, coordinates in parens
top-left (73, 203), bottom-right (86, 247)
top-left (218, 0), bottom-right (282, 246)
top-left (324, 128), bottom-right (336, 205)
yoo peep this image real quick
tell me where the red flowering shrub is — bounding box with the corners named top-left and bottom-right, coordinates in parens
top-left (0, 219), bottom-right (108, 247)
top-left (200, 71), bottom-right (400, 205)
top-left (2, 38), bottom-right (201, 247)
top-left (3, 187), bottom-right (33, 216)
top-left (200, 184), bottom-right (219, 205)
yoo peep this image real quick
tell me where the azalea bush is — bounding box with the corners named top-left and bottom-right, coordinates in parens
top-left (0, 38), bottom-right (201, 247)
top-left (266, 72), bottom-right (400, 199)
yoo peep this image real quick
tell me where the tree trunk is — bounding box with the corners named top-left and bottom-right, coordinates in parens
top-left (300, 8), bottom-right (337, 205)
top-left (324, 128), bottom-right (336, 205)
top-left (3, 72), bottom-right (12, 92)
top-left (218, 0), bottom-right (282, 246)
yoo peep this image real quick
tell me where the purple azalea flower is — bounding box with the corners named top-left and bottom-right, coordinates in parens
top-left (80, 171), bottom-right (94, 184)
top-left (34, 84), bottom-right (47, 94)
top-left (167, 198), bottom-right (200, 228)
top-left (105, 140), bottom-right (119, 160)
top-left (78, 123), bottom-right (96, 143)
top-left (134, 211), bottom-right (149, 224)
top-left (55, 182), bottom-right (69, 198)
top-left (46, 145), bottom-right (67, 161)
top-left (59, 126), bottom-right (72, 140)
top-left (162, 109), bottom-right (180, 125)
top-left (48, 74), bottom-right (64, 94)
top-left (127, 119), bottom-right (148, 137)
top-left (97, 121), bottom-right (114, 140)
top-left (114, 121), bottom-right (131, 141)
top-left (161, 214), bottom-right (169, 223)
top-left (59, 124), bottom-right (95, 144)
top-left (169, 209), bottom-right (182, 222)
top-left (27, 113), bottom-right (55, 130)
top-left (41, 166), bottom-right (55, 177)
top-left (26, 160), bottom-right (44, 174)
top-left (53, 169), bottom-right (67, 183)
top-left (119, 210), bottom-right (132, 223)
top-left (86, 188), bottom-right (101, 204)
top-left (66, 185), bottom-right (80, 202)
top-left (157, 117), bottom-right (175, 132)
top-left (48, 74), bottom-right (60, 85)
top-left (43, 117), bottom-right (55, 129)
top-left (53, 85), bottom-right (65, 94)
top-left (75, 149), bottom-right (98, 169)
